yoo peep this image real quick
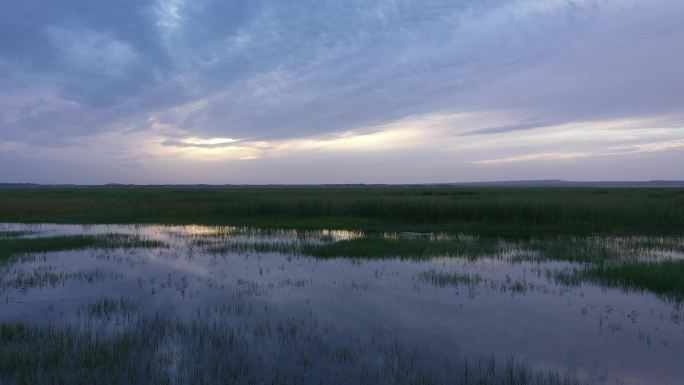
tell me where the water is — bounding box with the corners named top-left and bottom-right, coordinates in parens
top-left (1, 223), bottom-right (683, 384)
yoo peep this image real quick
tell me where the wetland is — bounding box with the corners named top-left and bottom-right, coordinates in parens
top-left (1, 222), bottom-right (683, 384)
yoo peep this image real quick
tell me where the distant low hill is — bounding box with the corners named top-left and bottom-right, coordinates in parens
top-left (1, 180), bottom-right (684, 188)
top-left (441, 180), bottom-right (684, 188)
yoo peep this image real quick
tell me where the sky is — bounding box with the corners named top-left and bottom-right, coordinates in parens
top-left (1, 0), bottom-right (683, 184)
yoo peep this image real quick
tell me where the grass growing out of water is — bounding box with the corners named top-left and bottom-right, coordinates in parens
top-left (585, 261), bottom-right (684, 302)
top-left (203, 234), bottom-right (505, 260)
top-left (524, 236), bottom-right (684, 264)
top-left (417, 270), bottom-right (483, 287)
top-left (0, 231), bottom-right (30, 239)
top-left (85, 298), bottom-right (140, 318)
top-left (204, 233), bottom-right (683, 263)
top-left (205, 240), bottom-right (302, 255)
top-left (0, 316), bottom-right (586, 385)
top-left (0, 235), bottom-right (164, 264)
top-left (302, 236), bottom-right (502, 259)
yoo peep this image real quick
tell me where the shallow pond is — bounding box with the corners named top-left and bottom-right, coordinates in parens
top-left (0, 223), bottom-right (683, 385)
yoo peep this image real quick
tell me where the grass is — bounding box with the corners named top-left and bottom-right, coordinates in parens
top-left (0, 315), bottom-right (586, 385)
top-left (0, 235), bottom-right (163, 264)
top-left (200, 231), bottom-right (684, 301)
top-left (0, 231), bottom-right (31, 239)
top-left (202, 233), bottom-right (683, 263)
top-left (1, 186), bottom-right (683, 235)
top-left (584, 261), bottom-right (684, 302)
top-left (302, 236), bottom-right (503, 259)
top-left (85, 298), bottom-right (140, 318)
top-left (202, 234), bottom-right (506, 259)
top-left (417, 270), bottom-right (483, 287)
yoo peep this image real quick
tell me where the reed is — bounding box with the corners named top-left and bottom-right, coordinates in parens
top-left (0, 235), bottom-right (164, 264)
top-left (1, 186), bottom-right (683, 235)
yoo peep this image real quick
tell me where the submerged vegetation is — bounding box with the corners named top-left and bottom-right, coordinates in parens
top-left (1, 186), bottom-right (683, 235)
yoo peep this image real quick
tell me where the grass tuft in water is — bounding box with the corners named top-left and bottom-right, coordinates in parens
top-left (418, 270), bottom-right (483, 287)
top-left (585, 261), bottom-right (684, 302)
top-left (85, 297), bottom-right (140, 318)
top-left (0, 231), bottom-right (31, 239)
top-left (302, 236), bottom-right (502, 259)
top-left (0, 235), bottom-right (164, 264)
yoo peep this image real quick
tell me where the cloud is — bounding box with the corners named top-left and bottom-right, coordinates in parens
top-left (459, 119), bottom-right (552, 136)
top-left (161, 137), bottom-right (243, 149)
top-left (1, 0), bottom-right (683, 182)
top-left (471, 137), bottom-right (684, 165)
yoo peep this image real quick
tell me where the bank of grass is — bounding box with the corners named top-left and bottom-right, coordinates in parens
top-left (0, 235), bottom-right (163, 264)
top-left (1, 186), bottom-right (683, 235)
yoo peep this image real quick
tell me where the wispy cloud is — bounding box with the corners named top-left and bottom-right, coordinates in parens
top-left (472, 139), bottom-right (684, 165)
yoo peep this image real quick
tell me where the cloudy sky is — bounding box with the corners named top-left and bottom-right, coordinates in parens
top-left (1, 0), bottom-right (683, 184)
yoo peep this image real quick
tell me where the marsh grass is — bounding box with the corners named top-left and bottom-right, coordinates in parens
top-left (512, 236), bottom-right (684, 264)
top-left (201, 234), bottom-right (506, 260)
top-left (2, 186), bottom-right (683, 235)
top-left (417, 270), bottom-right (483, 287)
top-left (0, 316), bottom-right (586, 385)
top-left (203, 233), bottom-right (684, 264)
top-left (0, 268), bottom-right (123, 293)
top-left (0, 235), bottom-right (164, 264)
top-left (458, 357), bottom-right (582, 385)
top-left (203, 240), bottom-right (302, 255)
top-left (85, 297), bottom-right (140, 318)
top-left (0, 231), bottom-right (31, 239)
top-left (301, 237), bottom-right (503, 259)
top-left (585, 261), bottom-right (684, 302)
top-left (199, 231), bottom-right (684, 301)
top-left (547, 259), bottom-right (684, 303)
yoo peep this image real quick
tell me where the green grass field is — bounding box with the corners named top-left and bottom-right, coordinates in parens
top-left (1, 186), bottom-right (683, 235)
